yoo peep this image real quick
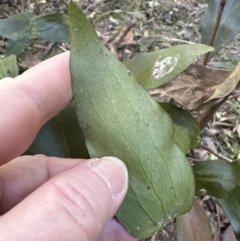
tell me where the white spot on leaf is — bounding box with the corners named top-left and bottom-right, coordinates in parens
top-left (152, 54), bottom-right (180, 79)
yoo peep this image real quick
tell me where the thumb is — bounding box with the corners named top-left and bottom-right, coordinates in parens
top-left (0, 157), bottom-right (128, 241)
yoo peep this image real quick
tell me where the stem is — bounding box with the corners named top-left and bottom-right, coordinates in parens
top-left (109, 21), bottom-right (135, 59)
top-left (202, 0), bottom-right (226, 65)
top-left (21, 0), bottom-right (25, 12)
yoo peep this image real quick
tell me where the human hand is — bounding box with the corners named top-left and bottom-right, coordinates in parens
top-left (0, 52), bottom-right (138, 241)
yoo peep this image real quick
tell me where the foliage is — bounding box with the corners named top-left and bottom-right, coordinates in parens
top-left (0, 55), bottom-right (18, 78)
top-left (125, 44), bottom-right (214, 89)
top-left (214, 185), bottom-right (240, 240)
top-left (69, 3), bottom-right (194, 238)
top-left (0, 12), bottom-right (69, 56)
top-left (202, 0), bottom-right (240, 61)
top-left (193, 160), bottom-right (240, 198)
top-left (0, 0), bottom-right (240, 240)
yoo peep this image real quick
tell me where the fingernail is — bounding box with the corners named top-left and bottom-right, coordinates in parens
top-left (90, 156), bottom-right (128, 198)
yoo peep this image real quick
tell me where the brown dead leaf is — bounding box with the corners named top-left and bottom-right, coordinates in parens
top-left (177, 199), bottom-right (213, 241)
top-left (222, 226), bottom-right (237, 241)
top-left (206, 62), bottom-right (240, 102)
top-left (122, 29), bottom-right (134, 44)
top-left (149, 64), bottom-right (231, 110)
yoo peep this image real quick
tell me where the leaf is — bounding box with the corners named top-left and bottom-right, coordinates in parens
top-left (172, 123), bottom-right (190, 155)
top-left (0, 55), bottom-right (18, 79)
top-left (31, 13), bottom-right (69, 43)
top-left (177, 199), bottom-right (212, 241)
top-left (213, 185), bottom-right (240, 239)
top-left (0, 11), bottom-right (34, 41)
top-left (4, 39), bottom-right (27, 56)
top-left (25, 103), bottom-right (89, 159)
top-left (0, 12), bottom-right (69, 44)
top-left (69, 3), bottom-right (195, 239)
top-left (209, 61), bottom-right (236, 71)
top-left (93, 9), bottom-right (146, 24)
top-left (125, 44), bottom-right (214, 89)
top-left (150, 64), bottom-right (231, 110)
top-left (25, 115), bottom-right (71, 157)
top-left (202, 0), bottom-right (240, 61)
top-left (193, 160), bottom-right (240, 198)
top-left (206, 62), bottom-right (240, 101)
top-left (228, 54), bottom-right (240, 65)
top-left (58, 103), bottom-right (89, 158)
top-left (222, 226), bottom-right (238, 241)
top-left (159, 103), bottom-right (200, 149)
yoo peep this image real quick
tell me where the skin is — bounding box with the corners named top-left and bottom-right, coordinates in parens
top-left (0, 52), bottom-right (138, 241)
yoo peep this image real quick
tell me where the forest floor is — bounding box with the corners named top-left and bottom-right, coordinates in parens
top-left (0, 0), bottom-right (240, 240)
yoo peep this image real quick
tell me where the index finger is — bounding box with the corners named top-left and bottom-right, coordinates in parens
top-left (0, 52), bottom-right (73, 164)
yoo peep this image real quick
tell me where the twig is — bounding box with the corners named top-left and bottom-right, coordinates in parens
top-left (203, 0), bottom-right (226, 65)
top-left (42, 43), bottom-right (57, 59)
top-left (21, 0), bottom-right (25, 12)
top-left (160, 36), bottom-right (195, 44)
top-left (150, 231), bottom-right (158, 241)
top-left (141, 35), bottom-right (195, 44)
top-left (213, 204), bottom-right (221, 241)
top-left (228, 91), bottom-right (240, 100)
top-left (109, 21), bottom-right (135, 59)
top-left (59, 45), bottom-right (68, 52)
top-left (200, 144), bottom-right (232, 163)
top-left (136, 0), bottom-right (142, 11)
top-left (213, 122), bottom-right (234, 127)
top-left (33, 44), bottom-right (48, 49)
top-left (151, 0), bottom-right (157, 15)
top-left (59, 0), bottom-right (68, 8)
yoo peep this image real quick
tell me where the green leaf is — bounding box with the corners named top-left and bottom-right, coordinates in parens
top-left (32, 13), bottom-right (69, 43)
top-left (177, 199), bottom-right (212, 241)
top-left (213, 185), bottom-right (240, 239)
top-left (5, 39), bottom-right (27, 56)
top-left (172, 124), bottom-right (190, 155)
top-left (25, 115), bottom-right (71, 157)
top-left (0, 11), bottom-right (34, 41)
top-left (202, 0), bottom-right (240, 61)
top-left (125, 44), bottom-right (214, 89)
top-left (228, 54), bottom-right (240, 65)
top-left (0, 12), bottom-right (69, 44)
top-left (193, 160), bottom-right (240, 198)
top-left (159, 103), bottom-right (200, 149)
top-left (58, 103), bottom-right (89, 158)
top-left (0, 55), bottom-right (18, 79)
top-left (209, 61), bottom-right (236, 71)
top-left (93, 9), bottom-right (146, 24)
top-left (25, 103), bottom-right (89, 159)
top-left (69, 3), bottom-right (195, 239)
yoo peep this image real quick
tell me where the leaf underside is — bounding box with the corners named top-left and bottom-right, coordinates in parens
top-left (69, 3), bottom-right (194, 239)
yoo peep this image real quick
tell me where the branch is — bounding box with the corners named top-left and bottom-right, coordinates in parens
top-left (200, 144), bottom-right (232, 163)
top-left (203, 0), bottom-right (226, 65)
top-left (109, 21), bottom-right (135, 59)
